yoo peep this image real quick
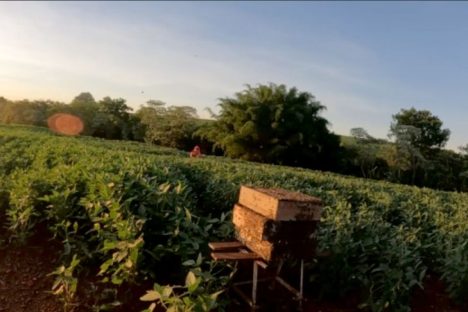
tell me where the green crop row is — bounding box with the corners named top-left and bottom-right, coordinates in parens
top-left (0, 124), bottom-right (467, 311)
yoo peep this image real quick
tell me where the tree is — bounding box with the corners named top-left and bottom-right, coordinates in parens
top-left (388, 108), bottom-right (450, 185)
top-left (350, 127), bottom-right (375, 142)
top-left (0, 100), bottom-right (60, 127)
top-left (459, 144), bottom-right (468, 189)
top-left (69, 92), bottom-right (99, 135)
top-left (136, 101), bottom-right (199, 149)
top-left (390, 125), bottom-right (428, 184)
top-left (347, 128), bottom-right (387, 179)
top-left (459, 144), bottom-right (468, 156)
top-left (93, 97), bottom-right (133, 140)
top-left (70, 92), bottom-right (96, 107)
top-left (389, 108), bottom-right (450, 152)
top-left (197, 83), bottom-right (340, 169)
top-left (0, 97), bottom-right (7, 110)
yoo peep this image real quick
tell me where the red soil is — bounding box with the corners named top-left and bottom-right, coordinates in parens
top-left (0, 230), bottom-right (465, 312)
top-left (0, 230), bottom-right (63, 312)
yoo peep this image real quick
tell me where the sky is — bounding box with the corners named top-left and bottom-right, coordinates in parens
top-left (1, 2), bottom-right (468, 150)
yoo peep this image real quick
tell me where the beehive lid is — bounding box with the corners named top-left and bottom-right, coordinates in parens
top-left (253, 187), bottom-right (322, 204)
top-left (238, 186), bottom-right (322, 221)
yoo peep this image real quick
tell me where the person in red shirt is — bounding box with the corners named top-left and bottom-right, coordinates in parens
top-left (189, 145), bottom-right (202, 158)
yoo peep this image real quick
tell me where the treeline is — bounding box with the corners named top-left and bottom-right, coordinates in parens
top-left (1, 83), bottom-right (468, 192)
top-left (341, 124), bottom-right (468, 192)
top-left (0, 93), bottom-right (218, 154)
top-left (0, 93), bottom-right (141, 140)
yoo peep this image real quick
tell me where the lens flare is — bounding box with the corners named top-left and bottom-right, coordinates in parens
top-left (47, 113), bottom-right (84, 136)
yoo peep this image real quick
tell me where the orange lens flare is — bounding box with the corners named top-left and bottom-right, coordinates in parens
top-left (47, 113), bottom-right (84, 136)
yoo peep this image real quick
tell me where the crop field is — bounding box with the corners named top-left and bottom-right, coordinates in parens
top-left (0, 124), bottom-right (467, 311)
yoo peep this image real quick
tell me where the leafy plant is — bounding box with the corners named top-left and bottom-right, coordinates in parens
top-left (140, 255), bottom-right (231, 312)
top-left (0, 125), bottom-right (467, 311)
top-left (49, 254), bottom-right (81, 311)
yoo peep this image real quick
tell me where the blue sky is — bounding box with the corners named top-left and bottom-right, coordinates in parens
top-left (1, 2), bottom-right (467, 149)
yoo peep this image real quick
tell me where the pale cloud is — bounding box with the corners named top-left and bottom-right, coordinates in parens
top-left (0, 2), bottom-right (463, 150)
top-left (0, 3), bottom-right (376, 99)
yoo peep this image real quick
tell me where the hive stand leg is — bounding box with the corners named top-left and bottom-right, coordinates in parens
top-left (299, 259), bottom-right (304, 311)
top-left (276, 259), bottom-right (284, 277)
top-left (252, 260), bottom-right (258, 310)
top-left (268, 259), bottom-right (284, 291)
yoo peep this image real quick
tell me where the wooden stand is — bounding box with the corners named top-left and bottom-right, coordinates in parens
top-left (209, 241), bottom-right (305, 311)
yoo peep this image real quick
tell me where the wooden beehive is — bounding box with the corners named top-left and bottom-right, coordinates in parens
top-left (238, 186), bottom-right (322, 221)
top-left (236, 227), bottom-right (317, 261)
top-left (233, 204), bottom-right (318, 242)
top-left (234, 186), bottom-right (322, 261)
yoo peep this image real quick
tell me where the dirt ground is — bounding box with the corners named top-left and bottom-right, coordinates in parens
top-left (227, 261), bottom-right (465, 312)
top-left (0, 228), bottom-right (63, 312)
top-left (0, 229), bottom-right (465, 312)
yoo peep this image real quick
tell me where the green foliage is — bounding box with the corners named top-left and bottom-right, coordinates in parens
top-left (0, 94), bottom-right (142, 141)
top-left (390, 107), bottom-right (450, 151)
top-left (0, 125), bottom-right (234, 310)
top-left (49, 254), bottom-right (81, 311)
top-left (385, 109), bottom-right (467, 189)
top-left (136, 100), bottom-right (200, 150)
top-left (350, 127), bottom-right (377, 142)
top-left (197, 83), bottom-right (340, 169)
top-left (2, 94), bottom-right (467, 193)
top-left (69, 92), bottom-right (99, 136)
top-left (0, 125), bottom-right (467, 311)
top-left (344, 128), bottom-right (389, 179)
top-left (141, 255), bottom-right (231, 312)
top-left (342, 124), bottom-right (468, 192)
top-left (93, 96), bottom-right (134, 140)
top-left (0, 99), bottom-right (67, 126)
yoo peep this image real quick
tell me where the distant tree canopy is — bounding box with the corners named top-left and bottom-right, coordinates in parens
top-left (94, 96), bottom-right (134, 140)
top-left (459, 144), bottom-right (468, 156)
top-left (70, 92), bottom-right (96, 107)
top-left (345, 128), bottom-right (389, 179)
top-left (198, 83), bottom-right (340, 169)
top-left (350, 127), bottom-right (376, 143)
top-left (387, 108), bottom-right (451, 185)
top-left (136, 100), bottom-right (199, 149)
top-left (0, 99), bottom-right (64, 127)
top-left (389, 108), bottom-right (450, 151)
top-left (0, 93), bottom-right (140, 141)
top-left (1, 89), bottom-right (468, 192)
top-left (69, 92), bottom-right (98, 136)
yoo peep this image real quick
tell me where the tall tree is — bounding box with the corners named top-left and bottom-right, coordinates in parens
top-left (348, 128), bottom-right (387, 178)
top-left (70, 92), bottom-right (96, 107)
top-left (459, 144), bottom-right (468, 188)
top-left (197, 83), bottom-right (340, 169)
top-left (0, 100), bottom-right (58, 127)
top-left (388, 109), bottom-right (450, 185)
top-left (389, 125), bottom-right (427, 184)
top-left (389, 108), bottom-right (450, 152)
top-left (69, 92), bottom-right (99, 135)
top-left (93, 97), bottom-right (133, 139)
top-left (350, 127), bottom-right (376, 143)
top-left (136, 100), bottom-right (199, 149)
top-left (459, 144), bottom-right (468, 156)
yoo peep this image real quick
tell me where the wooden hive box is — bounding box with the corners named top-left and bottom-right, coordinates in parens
top-left (234, 224), bottom-right (317, 261)
top-left (238, 186), bottom-right (322, 221)
top-left (232, 204), bottom-right (318, 243)
top-left (233, 186), bottom-right (322, 261)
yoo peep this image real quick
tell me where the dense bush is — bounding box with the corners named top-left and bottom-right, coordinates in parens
top-left (0, 125), bottom-right (467, 311)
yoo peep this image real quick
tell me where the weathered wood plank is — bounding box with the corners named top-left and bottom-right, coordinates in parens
top-left (209, 241), bottom-right (244, 251)
top-left (232, 204), bottom-right (318, 242)
top-left (235, 226), bottom-right (317, 261)
top-left (238, 186), bottom-right (322, 221)
top-left (211, 252), bottom-right (261, 261)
